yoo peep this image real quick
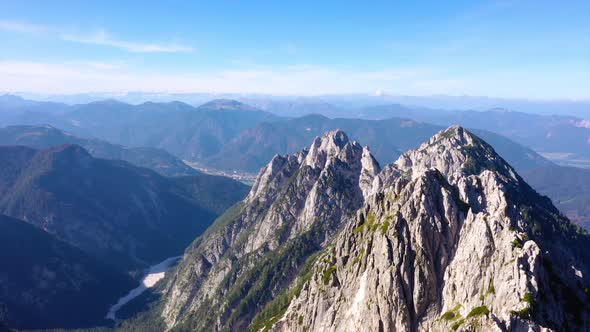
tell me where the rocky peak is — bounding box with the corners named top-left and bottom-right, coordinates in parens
top-left (160, 126), bottom-right (589, 332)
top-left (304, 129), bottom-right (356, 168)
top-left (246, 151), bottom-right (306, 205)
top-left (274, 126), bottom-right (590, 332)
top-left (160, 129), bottom-right (379, 330)
top-left (376, 126), bottom-right (519, 192)
top-left (359, 146), bottom-right (381, 199)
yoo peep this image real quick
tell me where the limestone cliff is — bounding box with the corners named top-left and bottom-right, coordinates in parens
top-left (161, 130), bottom-right (380, 331)
top-left (275, 126), bottom-right (589, 332)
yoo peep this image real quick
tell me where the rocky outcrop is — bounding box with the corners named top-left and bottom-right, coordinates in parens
top-left (161, 130), bottom-right (380, 331)
top-left (274, 126), bottom-right (590, 332)
top-left (157, 126), bottom-right (589, 332)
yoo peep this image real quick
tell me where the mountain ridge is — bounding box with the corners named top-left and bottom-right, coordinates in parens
top-left (0, 124), bottom-right (199, 176)
top-left (0, 214), bottom-right (135, 330)
top-left (153, 126), bottom-right (589, 332)
top-left (0, 144), bottom-right (249, 270)
top-left (275, 126), bottom-right (589, 331)
top-left (160, 130), bottom-right (379, 331)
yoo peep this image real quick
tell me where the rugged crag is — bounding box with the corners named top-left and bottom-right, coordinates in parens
top-left (158, 126), bottom-right (589, 332)
top-left (161, 130), bottom-right (380, 331)
top-left (275, 126), bottom-right (589, 331)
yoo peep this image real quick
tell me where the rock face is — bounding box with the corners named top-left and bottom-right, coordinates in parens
top-left (159, 126), bottom-right (589, 332)
top-left (275, 126), bottom-right (590, 332)
top-left (161, 130), bottom-right (380, 331)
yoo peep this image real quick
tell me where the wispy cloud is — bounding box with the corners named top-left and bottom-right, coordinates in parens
top-left (61, 30), bottom-right (194, 53)
top-left (0, 60), bottom-right (460, 95)
top-left (0, 19), bottom-right (193, 53)
top-left (0, 19), bottom-right (48, 33)
top-left (1, 60), bottom-right (588, 99)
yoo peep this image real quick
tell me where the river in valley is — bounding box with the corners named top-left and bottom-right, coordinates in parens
top-left (106, 256), bottom-right (181, 321)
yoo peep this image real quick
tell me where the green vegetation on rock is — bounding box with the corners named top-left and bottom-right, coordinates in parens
top-left (322, 265), bottom-right (338, 285)
top-left (466, 305), bottom-right (490, 319)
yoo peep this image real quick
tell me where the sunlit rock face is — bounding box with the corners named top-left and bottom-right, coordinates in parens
top-left (159, 126), bottom-right (589, 332)
top-left (275, 126), bottom-right (590, 332)
top-left (161, 130), bottom-right (380, 331)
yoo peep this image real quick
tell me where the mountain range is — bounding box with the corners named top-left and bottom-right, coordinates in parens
top-left (0, 144), bottom-right (249, 269)
top-left (0, 125), bottom-right (198, 177)
top-left (0, 141), bottom-right (249, 330)
top-left (200, 113), bottom-right (552, 174)
top-left (1, 98), bottom-right (587, 229)
top-left (0, 114), bottom-right (587, 331)
top-left (1, 94), bottom-right (588, 168)
top-left (0, 97), bottom-right (553, 173)
top-left (10, 93), bottom-right (590, 118)
top-left (129, 127), bottom-right (590, 331)
top-left (0, 96), bottom-right (280, 162)
top-left (357, 104), bottom-right (590, 168)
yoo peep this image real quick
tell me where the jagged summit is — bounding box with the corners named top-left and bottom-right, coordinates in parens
top-left (387, 125), bottom-right (520, 186)
top-left (159, 127), bottom-right (589, 332)
top-left (161, 129), bottom-right (380, 330)
top-left (304, 129), bottom-right (361, 168)
top-left (276, 126), bottom-right (590, 332)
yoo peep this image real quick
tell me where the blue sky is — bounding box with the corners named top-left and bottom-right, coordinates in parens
top-left (0, 0), bottom-right (589, 99)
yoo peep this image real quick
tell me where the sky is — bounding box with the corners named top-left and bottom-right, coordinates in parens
top-left (0, 0), bottom-right (589, 99)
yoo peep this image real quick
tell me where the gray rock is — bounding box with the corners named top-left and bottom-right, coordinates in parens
top-left (275, 126), bottom-right (589, 332)
top-left (160, 126), bottom-right (590, 332)
top-left (161, 130), bottom-right (379, 331)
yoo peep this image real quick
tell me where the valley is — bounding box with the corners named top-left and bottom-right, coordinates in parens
top-left (106, 256), bottom-right (181, 321)
top-left (1, 3), bottom-right (588, 331)
top-left (0, 97), bottom-right (587, 331)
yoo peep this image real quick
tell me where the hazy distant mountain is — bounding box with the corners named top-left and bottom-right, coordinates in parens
top-left (0, 94), bottom-right (69, 115)
top-left (522, 165), bottom-right (590, 230)
top-left (197, 99), bottom-right (260, 111)
top-left (0, 98), bottom-right (281, 161)
top-left (1, 95), bottom-right (586, 167)
top-left (13, 92), bottom-right (589, 117)
top-left (238, 97), bottom-right (341, 117)
top-left (0, 144), bottom-right (249, 269)
top-left (373, 94), bottom-right (590, 118)
top-left (0, 125), bottom-right (199, 177)
top-left (202, 114), bottom-right (551, 174)
top-left (0, 214), bottom-right (135, 330)
top-left (60, 99), bottom-right (280, 160)
top-left (359, 105), bottom-right (590, 167)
